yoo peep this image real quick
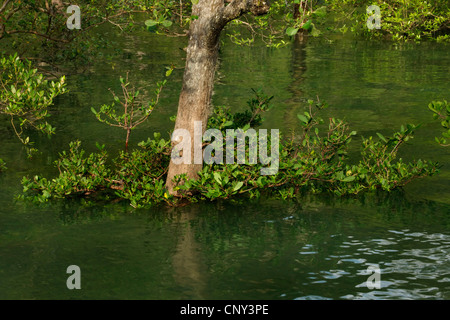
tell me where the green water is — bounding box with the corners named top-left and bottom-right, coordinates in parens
top-left (0, 28), bottom-right (449, 299)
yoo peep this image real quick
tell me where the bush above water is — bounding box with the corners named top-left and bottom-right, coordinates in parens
top-left (20, 96), bottom-right (439, 208)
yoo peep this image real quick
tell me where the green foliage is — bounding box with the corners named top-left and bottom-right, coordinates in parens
top-left (112, 133), bottom-right (172, 208)
top-left (91, 71), bottom-right (170, 150)
top-left (0, 158), bottom-right (6, 172)
top-left (1, 0), bottom-right (446, 73)
top-left (21, 141), bottom-right (112, 203)
top-left (325, 0), bottom-right (450, 41)
top-left (22, 94), bottom-right (439, 208)
top-left (358, 124), bottom-right (432, 192)
top-left (175, 99), bottom-right (437, 201)
top-left (144, 0), bottom-right (194, 27)
top-left (225, 0), bottom-right (327, 47)
top-left (21, 136), bottom-right (172, 208)
top-left (0, 0), bottom-right (153, 66)
top-left (0, 53), bottom-right (67, 156)
top-left (285, 3), bottom-right (327, 37)
top-left (145, 12), bottom-right (174, 33)
top-left (428, 100), bottom-right (450, 146)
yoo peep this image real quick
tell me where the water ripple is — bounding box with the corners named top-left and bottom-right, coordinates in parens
top-left (298, 230), bottom-right (450, 299)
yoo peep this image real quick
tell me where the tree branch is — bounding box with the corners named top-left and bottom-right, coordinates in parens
top-left (222, 0), bottom-right (270, 24)
top-left (6, 29), bottom-right (71, 43)
top-left (0, 0), bottom-right (11, 14)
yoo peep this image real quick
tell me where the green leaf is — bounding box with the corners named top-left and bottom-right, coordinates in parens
top-left (310, 24), bottom-right (321, 37)
top-left (342, 176), bottom-right (355, 182)
top-left (233, 181), bottom-right (243, 192)
top-left (161, 20), bottom-right (173, 28)
top-left (145, 20), bottom-right (158, 27)
top-left (376, 132), bottom-right (387, 143)
top-left (286, 27), bottom-right (299, 36)
top-left (313, 6), bottom-right (327, 18)
top-left (297, 114), bottom-right (308, 124)
top-left (302, 20), bottom-right (312, 30)
top-left (213, 172), bottom-right (222, 185)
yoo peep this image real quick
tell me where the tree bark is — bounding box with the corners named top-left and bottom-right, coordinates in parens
top-left (166, 0), bottom-right (269, 195)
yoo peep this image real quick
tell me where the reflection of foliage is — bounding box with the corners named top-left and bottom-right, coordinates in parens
top-left (190, 201), bottom-right (309, 259)
top-left (208, 88), bottom-right (273, 130)
top-left (21, 92), bottom-right (439, 208)
top-left (428, 100), bottom-right (450, 146)
top-left (0, 53), bottom-right (67, 156)
top-left (326, 0), bottom-right (450, 41)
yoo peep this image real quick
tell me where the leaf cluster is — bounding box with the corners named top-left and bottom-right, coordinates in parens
top-left (21, 141), bottom-right (111, 202)
top-left (428, 100), bottom-right (450, 146)
top-left (176, 99), bottom-right (438, 200)
top-left (0, 53), bottom-right (67, 156)
top-left (326, 0), bottom-right (450, 41)
top-left (0, 158), bottom-right (6, 172)
top-left (21, 93), bottom-right (439, 208)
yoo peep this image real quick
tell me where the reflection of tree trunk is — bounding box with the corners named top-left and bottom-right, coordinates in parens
top-left (284, 35), bottom-right (307, 125)
top-left (172, 206), bottom-right (207, 298)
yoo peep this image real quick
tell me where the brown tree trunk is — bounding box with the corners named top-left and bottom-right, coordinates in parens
top-left (166, 0), bottom-right (269, 195)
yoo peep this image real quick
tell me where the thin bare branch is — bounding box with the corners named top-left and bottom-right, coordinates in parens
top-left (0, 0), bottom-right (11, 14)
top-left (6, 30), bottom-right (71, 43)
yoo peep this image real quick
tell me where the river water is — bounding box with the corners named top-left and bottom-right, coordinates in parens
top-left (0, 27), bottom-right (449, 299)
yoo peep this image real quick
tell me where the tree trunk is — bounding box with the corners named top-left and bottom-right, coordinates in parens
top-left (166, 0), bottom-right (270, 195)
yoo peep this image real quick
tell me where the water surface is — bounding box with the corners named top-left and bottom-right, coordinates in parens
top-left (0, 29), bottom-right (449, 299)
